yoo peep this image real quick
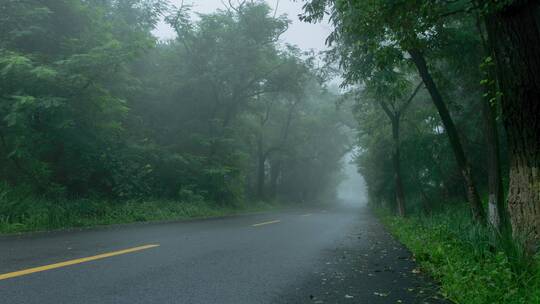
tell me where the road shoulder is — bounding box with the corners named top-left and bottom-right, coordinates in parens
top-left (278, 208), bottom-right (451, 304)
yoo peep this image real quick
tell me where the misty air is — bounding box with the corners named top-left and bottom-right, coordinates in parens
top-left (1, 0), bottom-right (539, 303)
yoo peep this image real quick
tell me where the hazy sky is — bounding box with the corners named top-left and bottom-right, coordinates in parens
top-left (153, 0), bottom-right (332, 52)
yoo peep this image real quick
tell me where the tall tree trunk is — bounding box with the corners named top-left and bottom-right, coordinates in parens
top-left (482, 96), bottom-right (506, 229)
top-left (391, 116), bottom-right (406, 217)
top-left (379, 84), bottom-right (422, 217)
top-left (476, 15), bottom-right (508, 230)
top-left (484, 1), bottom-right (540, 251)
top-left (409, 49), bottom-right (486, 222)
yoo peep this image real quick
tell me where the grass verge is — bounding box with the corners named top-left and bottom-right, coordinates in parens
top-left (376, 206), bottom-right (540, 304)
top-left (0, 195), bottom-right (280, 234)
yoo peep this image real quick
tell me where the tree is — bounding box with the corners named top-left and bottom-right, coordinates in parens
top-left (377, 81), bottom-right (423, 217)
top-left (481, 0), bottom-right (540, 251)
top-left (301, 0), bottom-right (486, 221)
top-left (360, 68), bottom-right (423, 216)
top-left (0, 0), bottom-right (164, 196)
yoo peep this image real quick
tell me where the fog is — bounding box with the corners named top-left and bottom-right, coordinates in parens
top-left (337, 151), bottom-right (367, 207)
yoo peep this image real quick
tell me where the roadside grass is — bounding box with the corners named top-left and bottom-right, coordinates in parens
top-left (0, 189), bottom-right (279, 234)
top-left (377, 206), bottom-right (540, 304)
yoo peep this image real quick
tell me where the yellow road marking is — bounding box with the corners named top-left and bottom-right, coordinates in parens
top-left (252, 220), bottom-right (281, 227)
top-left (301, 213), bottom-right (312, 217)
top-left (0, 244), bottom-right (160, 281)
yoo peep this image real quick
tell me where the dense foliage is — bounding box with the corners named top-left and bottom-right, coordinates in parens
top-left (0, 0), bottom-right (351, 231)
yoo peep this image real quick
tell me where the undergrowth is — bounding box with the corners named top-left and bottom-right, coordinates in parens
top-left (377, 206), bottom-right (540, 304)
top-left (0, 185), bottom-right (278, 234)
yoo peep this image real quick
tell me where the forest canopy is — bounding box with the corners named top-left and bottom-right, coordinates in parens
top-left (0, 0), bottom-right (351, 216)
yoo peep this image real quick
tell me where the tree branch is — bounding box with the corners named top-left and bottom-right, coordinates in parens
top-left (379, 100), bottom-right (395, 120)
top-left (398, 81), bottom-right (424, 114)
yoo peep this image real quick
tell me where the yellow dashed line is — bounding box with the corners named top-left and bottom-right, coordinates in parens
top-left (0, 244), bottom-right (160, 281)
top-left (252, 220), bottom-right (281, 227)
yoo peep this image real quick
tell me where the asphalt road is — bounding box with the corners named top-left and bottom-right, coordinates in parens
top-left (0, 204), bottom-right (448, 304)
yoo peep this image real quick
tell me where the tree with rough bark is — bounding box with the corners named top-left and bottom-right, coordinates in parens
top-left (480, 0), bottom-right (540, 250)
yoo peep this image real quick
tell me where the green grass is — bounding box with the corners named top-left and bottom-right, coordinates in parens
top-left (377, 206), bottom-right (540, 304)
top-left (0, 192), bottom-right (280, 234)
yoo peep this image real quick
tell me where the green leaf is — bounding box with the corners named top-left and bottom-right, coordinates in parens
top-left (30, 66), bottom-right (58, 80)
